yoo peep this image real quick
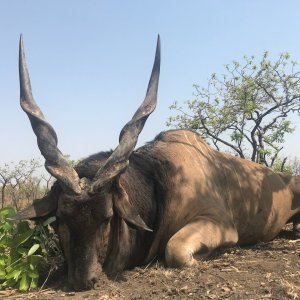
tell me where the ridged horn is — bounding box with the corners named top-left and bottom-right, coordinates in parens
top-left (90, 35), bottom-right (161, 193)
top-left (19, 35), bottom-right (81, 195)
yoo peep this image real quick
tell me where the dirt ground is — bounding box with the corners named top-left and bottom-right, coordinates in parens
top-left (2, 224), bottom-right (300, 300)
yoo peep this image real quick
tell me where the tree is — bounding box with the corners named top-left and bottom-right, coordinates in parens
top-left (271, 157), bottom-right (293, 175)
top-left (290, 157), bottom-right (300, 175)
top-left (0, 164), bottom-right (12, 209)
top-left (0, 159), bottom-right (53, 209)
top-left (284, 156), bottom-right (300, 175)
top-left (168, 52), bottom-right (300, 166)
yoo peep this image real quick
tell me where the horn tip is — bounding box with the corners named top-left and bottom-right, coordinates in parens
top-left (19, 34), bottom-right (23, 45)
top-left (19, 34), bottom-right (24, 57)
top-left (156, 35), bottom-right (161, 60)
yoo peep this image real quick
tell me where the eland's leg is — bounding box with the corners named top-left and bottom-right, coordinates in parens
top-left (165, 218), bottom-right (238, 267)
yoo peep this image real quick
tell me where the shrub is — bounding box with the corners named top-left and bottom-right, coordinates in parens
top-left (0, 207), bottom-right (63, 291)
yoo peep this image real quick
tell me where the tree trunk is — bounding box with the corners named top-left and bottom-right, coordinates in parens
top-left (1, 184), bottom-right (6, 209)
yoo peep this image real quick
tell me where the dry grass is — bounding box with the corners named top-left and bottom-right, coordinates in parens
top-left (280, 279), bottom-right (300, 299)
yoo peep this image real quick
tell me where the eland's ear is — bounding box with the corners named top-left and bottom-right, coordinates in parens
top-left (11, 198), bottom-right (56, 220)
top-left (11, 182), bottom-right (61, 220)
top-left (112, 181), bottom-right (152, 232)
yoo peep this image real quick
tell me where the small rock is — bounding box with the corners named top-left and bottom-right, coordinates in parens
top-left (180, 285), bottom-right (188, 292)
top-left (221, 286), bottom-right (231, 293)
top-left (65, 292), bottom-right (75, 296)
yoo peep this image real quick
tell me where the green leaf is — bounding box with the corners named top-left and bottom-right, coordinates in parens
top-left (17, 247), bottom-right (28, 256)
top-left (0, 266), bottom-right (6, 277)
top-left (42, 216), bottom-right (56, 226)
top-left (1, 278), bottom-right (16, 288)
top-left (29, 255), bottom-right (43, 265)
top-left (6, 268), bottom-right (22, 280)
top-left (28, 244), bottom-right (40, 256)
top-left (7, 229), bottom-right (33, 247)
top-left (0, 274), bottom-right (6, 280)
top-left (9, 248), bottom-right (21, 265)
top-left (19, 274), bottom-right (29, 291)
top-left (28, 269), bottom-right (39, 279)
top-left (0, 266), bottom-right (6, 279)
top-left (0, 221), bottom-right (13, 232)
top-left (0, 207), bottom-right (16, 218)
top-left (0, 235), bottom-right (9, 247)
top-left (0, 257), bottom-right (6, 266)
top-left (17, 221), bottom-right (30, 233)
top-left (30, 277), bottom-right (38, 289)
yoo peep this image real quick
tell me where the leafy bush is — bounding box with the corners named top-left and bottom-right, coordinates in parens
top-left (0, 207), bottom-right (63, 291)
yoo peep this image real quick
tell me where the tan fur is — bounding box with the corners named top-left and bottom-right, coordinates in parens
top-left (144, 130), bottom-right (299, 267)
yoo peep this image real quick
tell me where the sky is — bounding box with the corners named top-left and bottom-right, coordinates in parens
top-left (1, 0), bottom-right (300, 165)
